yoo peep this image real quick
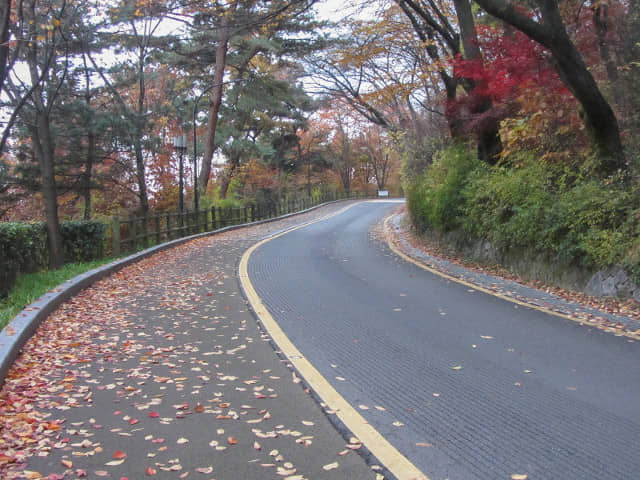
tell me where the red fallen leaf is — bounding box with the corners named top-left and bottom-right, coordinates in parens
top-left (227, 436), bottom-right (238, 445)
top-left (0, 454), bottom-right (16, 465)
top-left (75, 470), bottom-right (87, 477)
top-left (194, 404), bottom-right (204, 413)
top-left (113, 450), bottom-right (127, 459)
top-left (129, 418), bottom-right (139, 425)
top-left (151, 438), bottom-right (165, 444)
top-left (120, 478), bottom-right (129, 480)
top-left (149, 411), bottom-right (159, 418)
top-left (146, 467), bottom-right (157, 475)
top-left (48, 474), bottom-right (65, 480)
top-left (4, 325), bottom-right (16, 335)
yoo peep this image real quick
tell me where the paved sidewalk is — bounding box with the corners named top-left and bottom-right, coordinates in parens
top-left (0, 202), bottom-right (378, 480)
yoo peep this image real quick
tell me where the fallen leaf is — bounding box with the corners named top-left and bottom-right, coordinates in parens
top-left (227, 436), bottom-right (238, 445)
top-left (61, 460), bottom-right (73, 468)
top-left (176, 437), bottom-right (189, 444)
top-left (113, 450), bottom-right (127, 459)
top-left (195, 466), bottom-right (213, 474)
top-left (392, 421), bottom-right (404, 427)
top-left (452, 365), bottom-right (462, 370)
top-left (146, 467), bottom-right (157, 475)
top-left (511, 475), bottom-right (528, 480)
top-left (323, 462), bottom-right (339, 471)
top-left (105, 459), bottom-right (125, 466)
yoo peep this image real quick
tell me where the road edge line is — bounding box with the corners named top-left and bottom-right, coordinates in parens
top-left (383, 213), bottom-right (640, 341)
top-left (239, 203), bottom-right (429, 480)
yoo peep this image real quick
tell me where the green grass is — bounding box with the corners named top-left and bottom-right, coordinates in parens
top-left (0, 258), bottom-right (115, 332)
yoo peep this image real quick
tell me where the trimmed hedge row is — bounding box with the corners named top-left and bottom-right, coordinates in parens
top-left (0, 220), bottom-right (105, 298)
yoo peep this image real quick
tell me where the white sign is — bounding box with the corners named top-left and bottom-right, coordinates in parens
top-left (378, 190), bottom-right (389, 197)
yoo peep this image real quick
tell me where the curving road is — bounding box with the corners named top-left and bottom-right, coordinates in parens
top-left (247, 200), bottom-right (640, 480)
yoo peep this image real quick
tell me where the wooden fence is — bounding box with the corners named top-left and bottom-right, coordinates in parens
top-left (111, 192), bottom-right (362, 256)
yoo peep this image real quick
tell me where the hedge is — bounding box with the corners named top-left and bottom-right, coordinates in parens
top-left (0, 220), bottom-right (105, 299)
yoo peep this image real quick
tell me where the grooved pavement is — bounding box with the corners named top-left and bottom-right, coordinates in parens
top-left (248, 201), bottom-right (640, 480)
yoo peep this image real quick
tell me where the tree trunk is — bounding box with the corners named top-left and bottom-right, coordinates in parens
top-left (34, 112), bottom-right (64, 269)
top-left (452, 0), bottom-right (503, 163)
top-left (0, 0), bottom-right (11, 95)
top-left (546, 25), bottom-right (624, 174)
top-left (218, 150), bottom-right (240, 199)
top-left (133, 139), bottom-right (149, 214)
top-left (473, 0), bottom-right (625, 175)
top-left (200, 18), bottom-right (230, 195)
top-left (83, 130), bottom-right (95, 220)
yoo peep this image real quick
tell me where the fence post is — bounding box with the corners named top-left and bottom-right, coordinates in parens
top-left (129, 215), bottom-right (136, 252)
top-left (112, 216), bottom-right (120, 257)
top-left (155, 215), bottom-right (161, 245)
top-left (142, 215), bottom-right (149, 248)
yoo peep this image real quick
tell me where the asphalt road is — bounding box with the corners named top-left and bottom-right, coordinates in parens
top-left (247, 200), bottom-right (640, 480)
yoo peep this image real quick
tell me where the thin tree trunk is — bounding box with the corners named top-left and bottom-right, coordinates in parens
top-left (133, 139), bottom-right (149, 214)
top-left (34, 112), bottom-right (64, 269)
top-left (0, 0), bottom-right (11, 94)
top-left (200, 18), bottom-right (230, 194)
top-left (218, 150), bottom-right (240, 199)
top-left (452, 0), bottom-right (502, 163)
top-left (83, 131), bottom-right (95, 220)
top-left (83, 55), bottom-right (94, 220)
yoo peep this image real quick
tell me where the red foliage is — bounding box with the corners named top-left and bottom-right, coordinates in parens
top-left (451, 26), bottom-right (571, 113)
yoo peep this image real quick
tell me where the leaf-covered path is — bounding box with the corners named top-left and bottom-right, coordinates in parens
top-left (0, 202), bottom-right (377, 480)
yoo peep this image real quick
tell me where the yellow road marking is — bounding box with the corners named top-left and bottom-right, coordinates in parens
top-left (383, 214), bottom-right (640, 341)
top-left (239, 201), bottom-right (429, 480)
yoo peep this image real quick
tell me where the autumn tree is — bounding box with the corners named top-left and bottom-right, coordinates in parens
top-left (87, 0), bottom-right (178, 215)
top-left (358, 126), bottom-right (398, 192)
top-left (183, 0), bottom-right (319, 196)
top-left (1, 0), bottom-right (91, 268)
top-left (472, 0), bottom-right (625, 175)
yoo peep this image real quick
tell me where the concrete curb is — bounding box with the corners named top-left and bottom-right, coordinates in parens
top-left (0, 201), bottom-right (348, 385)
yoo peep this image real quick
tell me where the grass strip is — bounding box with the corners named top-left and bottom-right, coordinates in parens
top-left (0, 258), bottom-right (115, 331)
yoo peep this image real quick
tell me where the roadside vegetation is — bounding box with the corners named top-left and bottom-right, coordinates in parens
top-left (407, 144), bottom-right (640, 282)
top-left (0, 258), bottom-right (114, 331)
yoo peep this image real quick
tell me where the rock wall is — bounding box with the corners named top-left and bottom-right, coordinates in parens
top-left (424, 228), bottom-right (640, 301)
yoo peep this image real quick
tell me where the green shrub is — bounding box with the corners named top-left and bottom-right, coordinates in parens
top-left (61, 220), bottom-right (106, 263)
top-left (0, 220), bottom-right (106, 298)
top-left (406, 143), bottom-right (481, 233)
top-left (407, 145), bottom-right (640, 275)
top-left (0, 222), bottom-right (48, 298)
top-left (462, 156), bottom-right (559, 251)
